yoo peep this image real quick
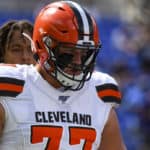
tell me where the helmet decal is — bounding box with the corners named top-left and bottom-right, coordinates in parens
top-left (65, 1), bottom-right (94, 42)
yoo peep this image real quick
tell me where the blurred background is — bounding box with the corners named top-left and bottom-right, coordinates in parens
top-left (0, 0), bottom-right (150, 149)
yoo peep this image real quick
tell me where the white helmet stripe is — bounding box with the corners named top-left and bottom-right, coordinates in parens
top-left (65, 1), bottom-right (93, 41)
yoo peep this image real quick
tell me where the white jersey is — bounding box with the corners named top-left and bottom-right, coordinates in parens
top-left (0, 64), bottom-right (121, 150)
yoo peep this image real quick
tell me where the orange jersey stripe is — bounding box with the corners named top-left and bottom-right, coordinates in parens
top-left (0, 83), bottom-right (23, 92)
top-left (97, 89), bottom-right (121, 99)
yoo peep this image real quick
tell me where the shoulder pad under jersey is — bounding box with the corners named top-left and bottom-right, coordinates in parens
top-left (92, 71), bottom-right (122, 108)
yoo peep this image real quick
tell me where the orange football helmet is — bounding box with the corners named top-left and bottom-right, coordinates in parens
top-left (33, 0), bottom-right (101, 90)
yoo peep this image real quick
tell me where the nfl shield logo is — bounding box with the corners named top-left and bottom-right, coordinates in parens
top-left (58, 96), bottom-right (70, 103)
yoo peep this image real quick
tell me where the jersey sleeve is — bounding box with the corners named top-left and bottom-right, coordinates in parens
top-left (0, 64), bottom-right (25, 97)
top-left (92, 71), bottom-right (122, 108)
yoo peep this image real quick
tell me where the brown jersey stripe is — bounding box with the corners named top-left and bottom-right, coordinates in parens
top-left (0, 91), bottom-right (21, 97)
top-left (0, 77), bottom-right (24, 85)
top-left (0, 83), bottom-right (23, 92)
top-left (96, 83), bottom-right (119, 91)
top-left (101, 96), bottom-right (121, 104)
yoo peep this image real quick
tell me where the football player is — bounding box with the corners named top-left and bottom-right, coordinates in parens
top-left (0, 1), bottom-right (126, 150)
top-left (0, 20), bottom-right (35, 64)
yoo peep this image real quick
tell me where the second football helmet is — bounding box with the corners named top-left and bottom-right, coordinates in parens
top-left (33, 0), bottom-right (101, 90)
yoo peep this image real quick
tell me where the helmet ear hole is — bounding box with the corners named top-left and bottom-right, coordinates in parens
top-left (43, 36), bottom-right (57, 49)
top-left (43, 36), bottom-right (52, 48)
